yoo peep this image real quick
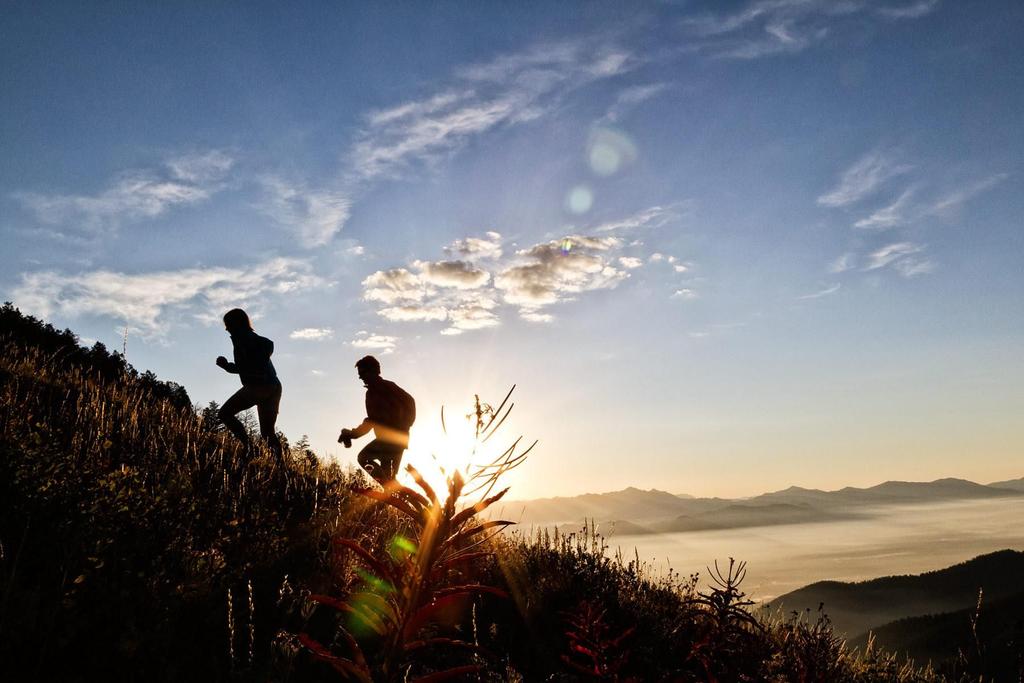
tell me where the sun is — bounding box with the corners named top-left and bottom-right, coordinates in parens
top-left (401, 414), bottom-right (481, 499)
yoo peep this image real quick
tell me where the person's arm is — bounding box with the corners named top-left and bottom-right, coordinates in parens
top-left (216, 356), bottom-right (239, 373)
top-left (339, 418), bottom-right (373, 446)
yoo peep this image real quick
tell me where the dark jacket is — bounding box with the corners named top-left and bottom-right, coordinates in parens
top-left (365, 378), bottom-right (416, 434)
top-left (227, 330), bottom-right (278, 386)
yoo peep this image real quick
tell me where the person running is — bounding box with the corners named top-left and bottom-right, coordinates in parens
top-left (215, 308), bottom-right (283, 456)
top-left (338, 355), bottom-right (416, 485)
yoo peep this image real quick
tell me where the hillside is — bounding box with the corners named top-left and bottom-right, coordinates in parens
top-left (769, 550), bottom-right (1024, 638)
top-left (989, 477), bottom-right (1024, 492)
top-left (0, 304), bottom-right (975, 681)
top-left (849, 590), bottom-right (1024, 679)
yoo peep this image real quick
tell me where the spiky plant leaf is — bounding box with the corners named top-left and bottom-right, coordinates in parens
top-left (334, 538), bottom-right (398, 586)
top-left (449, 488), bottom-right (510, 527)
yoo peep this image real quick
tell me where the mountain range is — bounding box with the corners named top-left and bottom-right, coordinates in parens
top-left (495, 477), bottom-right (1024, 535)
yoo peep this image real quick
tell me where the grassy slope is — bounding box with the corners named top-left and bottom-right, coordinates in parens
top-left (0, 304), bottom-right (971, 681)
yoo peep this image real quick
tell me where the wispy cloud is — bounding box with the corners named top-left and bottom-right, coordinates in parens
top-left (829, 252), bottom-right (857, 273)
top-left (877, 0), bottom-right (941, 20)
top-left (671, 288), bottom-right (699, 300)
top-left (347, 40), bottom-right (636, 182)
top-left (926, 173), bottom-right (1009, 218)
top-left (257, 176), bottom-right (352, 248)
top-left (594, 204), bottom-right (686, 233)
top-left (853, 186), bottom-right (917, 229)
top-left (798, 283), bottom-right (841, 300)
top-left (14, 149), bottom-right (234, 231)
top-left (817, 150), bottom-right (912, 207)
top-left (601, 82), bottom-right (670, 123)
top-left (11, 257), bottom-right (325, 336)
top-left (289, 327), bottom-right (334, 341)
top-left (682, 1), bottom-right (939, 60)
top-left (864, 241), bottom-right (934, 277)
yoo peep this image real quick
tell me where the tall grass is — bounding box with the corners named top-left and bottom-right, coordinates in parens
top-left (0, 325), bottom-right (358, 680)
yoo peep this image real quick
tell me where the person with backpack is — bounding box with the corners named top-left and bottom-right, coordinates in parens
top-left (338, 355), bottom-right (416, 485)
top-left (215, 308), bottom-right (283, 457)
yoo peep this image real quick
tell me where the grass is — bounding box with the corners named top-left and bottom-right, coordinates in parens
top-left (0, 303), bottom-right (1009, 681)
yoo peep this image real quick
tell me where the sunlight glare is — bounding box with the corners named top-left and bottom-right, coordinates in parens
top-left (403, 413), bottom-right (482, 498)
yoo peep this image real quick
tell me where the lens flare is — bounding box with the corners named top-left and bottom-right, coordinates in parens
top-left (560, 238), bottom-right (574, 255)
top-left (566, 185), bottom-right (593, 214)
top-left (588, 128), bottom-right (637, 176)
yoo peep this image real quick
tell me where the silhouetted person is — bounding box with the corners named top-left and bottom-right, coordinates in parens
top-left (338, 355), bottom-right (416, 485)
top-left (215, 308), bottom-right (282, 457)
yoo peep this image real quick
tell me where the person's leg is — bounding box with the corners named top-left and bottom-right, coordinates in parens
top-left (357, 439), bottom-right (392, 484)
top-left (255, 382), bottom-right (283, 456)
top-left (378, 443), bottom-right (404, 482)
top-left (219, 387), bottom-right (258, 445)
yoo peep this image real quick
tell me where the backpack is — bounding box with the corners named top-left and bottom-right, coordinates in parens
top-left (385, 381), bottom-right (416, 432)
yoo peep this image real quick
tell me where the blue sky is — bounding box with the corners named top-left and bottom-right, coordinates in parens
top-left (3, 0), bottom-right (1022, 498)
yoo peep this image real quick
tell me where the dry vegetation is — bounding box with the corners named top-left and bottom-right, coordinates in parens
top-left (0, 303), bottom-right (1000, 681)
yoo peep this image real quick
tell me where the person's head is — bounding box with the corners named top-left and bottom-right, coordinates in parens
top-left (223, 308), bottom-right (252, 334)
top-left (355, 355), bottom-right (381, 384)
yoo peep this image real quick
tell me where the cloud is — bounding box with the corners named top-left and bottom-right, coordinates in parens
top-left (290, 327), bottom-right (334, 341)
top-left (671, 288), bottom-right (698, 300)
top-left (876, 0), bottom-right (940, 20)
top-left (798, 283), bottom-right (841, 300)
top-left (363, 268), bottom-right (426, 305)
top-left (602, 83), bottom-right (671, 123)
top-left (14, 150), bottom-right (234, 231)
top-left (594, 204), bottom-right (685, 233)
top-left (165, 150), bottom-right (235, 184)
top-left (926, 173), bottom-right (1009, 217)
top-left (829, 252), bottom-right (857, 273)
top-left (350, 332), bottom-right (398, 353)
top-left (849, 173), bottom-right (1005, 230)
top-left (853, 187), bottom-right (916, 229)
top-left (520, 310), bottom-right (554, 324)
top-left (360, 218), bottom-right (691, 332)
top-left (346, 40), bottom-right (637, 182)
top-left (618, 256), bottom-right (644, 269)
top-left (361, 257), bottom-right (493, 331)
top-left (444, 231), bottom-right (503, 260)
top-left (258, 176), bottom-right (352, 247)
top-left (444, 301), bottom-right (501, 334)
top-left (494, 236), bottom-right (628, 317)
top-left (892, 257), bottom-right (935, 277)
top-left (818, 151), bottom-right (912, 207)
top-left (378, 305), bottom-right (448, 322)
top-left (11, 257), bottom-right (325, 336)
top-left (414, 259), bottom-right (491, 289)
top-left (863, 241), bottom-right (933, 277)
top-left (683, 1), bottom-right (937, 60)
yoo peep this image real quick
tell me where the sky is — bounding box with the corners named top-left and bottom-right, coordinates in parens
top-left (2, 0), bottom-right (1022, 499)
